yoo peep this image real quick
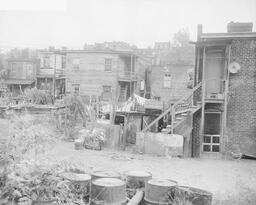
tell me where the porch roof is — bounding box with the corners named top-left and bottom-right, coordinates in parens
top-left (4, 79), bottom-right (35, 85)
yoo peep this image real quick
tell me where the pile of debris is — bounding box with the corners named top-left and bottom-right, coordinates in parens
top-left (74, 128), bottom-right (106, 151)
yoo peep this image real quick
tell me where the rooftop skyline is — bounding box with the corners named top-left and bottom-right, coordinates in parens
top-left (0, 0), bottom-right (256, 50)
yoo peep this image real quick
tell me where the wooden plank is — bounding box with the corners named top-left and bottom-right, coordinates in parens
top-left (200, 47), bottom-right (206, 157)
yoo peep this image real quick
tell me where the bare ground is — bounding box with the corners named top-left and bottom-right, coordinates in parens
top-left (44, 142), bottom-right (256, 205)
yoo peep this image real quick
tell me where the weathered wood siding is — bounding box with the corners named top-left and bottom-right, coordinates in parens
top-left (66, 53), bottom-right (121, 99)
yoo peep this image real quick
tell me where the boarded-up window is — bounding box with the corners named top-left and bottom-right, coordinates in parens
top-left (102, 86), bottom-right (112, 101)
top-left (72, 58), bottom-right (80, 70)
top-left (105, 59), bottom-right (112, 71)
top-left (72, 84), bottom-right (80, 95)
top-left (163, 73), bottom-right (171, 88)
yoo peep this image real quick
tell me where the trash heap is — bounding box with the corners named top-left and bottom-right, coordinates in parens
top-left (74, 128), bottom-right (106, 151)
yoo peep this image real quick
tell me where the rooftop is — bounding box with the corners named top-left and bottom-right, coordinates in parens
top-left (200, 32), bottom-right (256, 40)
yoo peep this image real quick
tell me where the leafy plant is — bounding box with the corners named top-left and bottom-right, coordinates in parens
top-left (24, 88), bottom-right (52, 105)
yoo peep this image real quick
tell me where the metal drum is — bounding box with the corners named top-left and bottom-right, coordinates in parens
top-left (91, 178), bottom-right (126, 205)
top-left (91, 170), bottom-right (121, 180)
top-left (144, 179), bottom-right (177, 205)
top-left (126, 170), bottom-right (152, 188)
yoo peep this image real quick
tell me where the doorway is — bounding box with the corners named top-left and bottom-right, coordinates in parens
top-left (204, 49), bottom-right (225, 96)
top-left (202, 112), bottom-right (221, 153)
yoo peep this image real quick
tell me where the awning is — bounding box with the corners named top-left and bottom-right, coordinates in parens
top-left (4, 79), bottom-right (35, 85)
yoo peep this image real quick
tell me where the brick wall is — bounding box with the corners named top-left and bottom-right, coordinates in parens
top-left (225, 39), bottom-right (256, 155)
top-left (192, 110), bottom-right (201, 157)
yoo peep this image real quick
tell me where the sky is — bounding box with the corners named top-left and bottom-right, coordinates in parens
top-left (0, 0), bottom-right (256, 50)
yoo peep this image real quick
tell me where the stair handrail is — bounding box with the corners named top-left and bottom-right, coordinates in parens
top-left (142, 82), bottom-right (202, 132)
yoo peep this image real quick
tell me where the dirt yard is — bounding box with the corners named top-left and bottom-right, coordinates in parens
top-left (42, 141), bottom-right (256, 205)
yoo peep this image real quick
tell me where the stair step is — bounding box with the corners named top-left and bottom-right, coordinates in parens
top-left (175, 117), bottom-right (183, 121)
top-left (181, 113), bottom-right (188, 116)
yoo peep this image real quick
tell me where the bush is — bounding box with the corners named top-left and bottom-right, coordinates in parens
top-left (24, 88), bottom-right (52, 104)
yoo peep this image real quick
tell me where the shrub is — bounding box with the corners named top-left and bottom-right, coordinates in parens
top-left (24, 88), bottom-right (52, 104)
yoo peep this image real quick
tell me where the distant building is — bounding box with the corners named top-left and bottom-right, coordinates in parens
top-left (37, 50), bottom-right (66, 98)
top-left (83, 41), bottom-right (135, 52)
top-left (65, 50), bottom-right (149, 104)
top-left (147, 64), bottom-right (193, 106)
top-left (154, 42), bottom-right (171, 50)
top-left (4, 58), bottom-right (38, 96)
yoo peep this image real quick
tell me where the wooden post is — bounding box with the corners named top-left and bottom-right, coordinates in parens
top-left (171, 105), bottom-right (175, 134)
top-left (223, 45), bottom-right (231, 157)
top-left (199, 47), bottom-right (206, 157)
top-left (130, 55), bottom-right (133, 97)
top-left (122, 114), bottom-right (128, 150)
top-left (53, 54), bottom-right (56, 104)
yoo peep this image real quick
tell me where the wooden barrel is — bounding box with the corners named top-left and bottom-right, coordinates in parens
top-left (61, 172), bottom-right (91, 200)
top-left (144, 179), bottom-right (177, 205)
top-left (173, 186), bottom-right (212, 205)
top-left (91, 170), bottom-right (121, 180)
top-left (91, 178), bottom-right (126, 205)
top-left (126, 170), bottom-right (152, 188)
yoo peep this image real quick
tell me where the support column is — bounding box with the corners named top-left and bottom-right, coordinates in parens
top-left (199, 47), bottom-right (206, 157)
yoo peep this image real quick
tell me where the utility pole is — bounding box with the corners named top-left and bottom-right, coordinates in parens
top-left (53, 53), bottom-right (56, 104)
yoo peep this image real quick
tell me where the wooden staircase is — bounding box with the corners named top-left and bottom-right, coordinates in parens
top-left (142, 82), bottom-right (202, 135)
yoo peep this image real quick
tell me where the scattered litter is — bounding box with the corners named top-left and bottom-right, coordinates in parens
top-left (110, 153), bottom-right (132, 161)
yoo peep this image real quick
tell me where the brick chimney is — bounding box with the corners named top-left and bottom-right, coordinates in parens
top-left (227, 22), bottom-right (253, 32)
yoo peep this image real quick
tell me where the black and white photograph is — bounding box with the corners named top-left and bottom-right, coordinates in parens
top-left (0, 0), bottom-right (256, 204)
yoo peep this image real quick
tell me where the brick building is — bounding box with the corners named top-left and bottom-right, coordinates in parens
top-left (142, 22), bottom-right (256, 158)
top-left (65, 50), bottom-right (149, 104)
top-left (192, 22), bottom-right (256, 158)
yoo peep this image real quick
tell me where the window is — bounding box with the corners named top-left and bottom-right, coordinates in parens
top-left (102, 86), bottom-right (112, 101)
top-left (140, 80), bottom-right (145, 91)
top-left (163, 73), bottom-right (171, 88)
top-left (203, 135), bottom-right (220, 152)
top-left (105, 59), bottom-right (112, 71)
top-left (72, 84), bottom-right (80, 95)
top-left (154, 96), bottom-right (161, 101)
top-left (72, 58), bottom-right (80, 70)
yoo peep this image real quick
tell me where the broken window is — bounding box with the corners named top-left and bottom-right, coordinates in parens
top-left (163, 73), bottom-right (171, 88)
top-left (102, 85), bottom-right (112, 101)
top-left (105, 58), bottom-right (112, 71)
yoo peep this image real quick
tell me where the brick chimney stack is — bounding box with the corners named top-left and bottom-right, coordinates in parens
top-left (227, 22), bottom-right (253, 32)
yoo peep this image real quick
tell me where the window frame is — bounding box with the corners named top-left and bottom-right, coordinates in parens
top-left (72, 58), bottom-right (80, 70)
top-left (72, 84), bottom-right (80, 95)
top-left (102, 85), bottom-right (112, 101)
top-left (104, 58), bottom-right (112, 71)
top-left (163, 73), bottom-right (171, 88)
top-left (202, 134), bottom-right (221, 153)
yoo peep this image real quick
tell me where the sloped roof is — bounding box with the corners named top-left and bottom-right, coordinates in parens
top-left (4, 79), bottom-right (35, 85)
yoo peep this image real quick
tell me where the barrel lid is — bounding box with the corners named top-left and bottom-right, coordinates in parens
top-left (92, 178), bottom-right (125, 187)
top-left (61, 172), bottom-right (91, 182)
top-left (126, 170), bottom-right (152, 177)
top-left (92, 170), bottom-right (120, 178)
top-left (147, 179), bottom-right (177, 187)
